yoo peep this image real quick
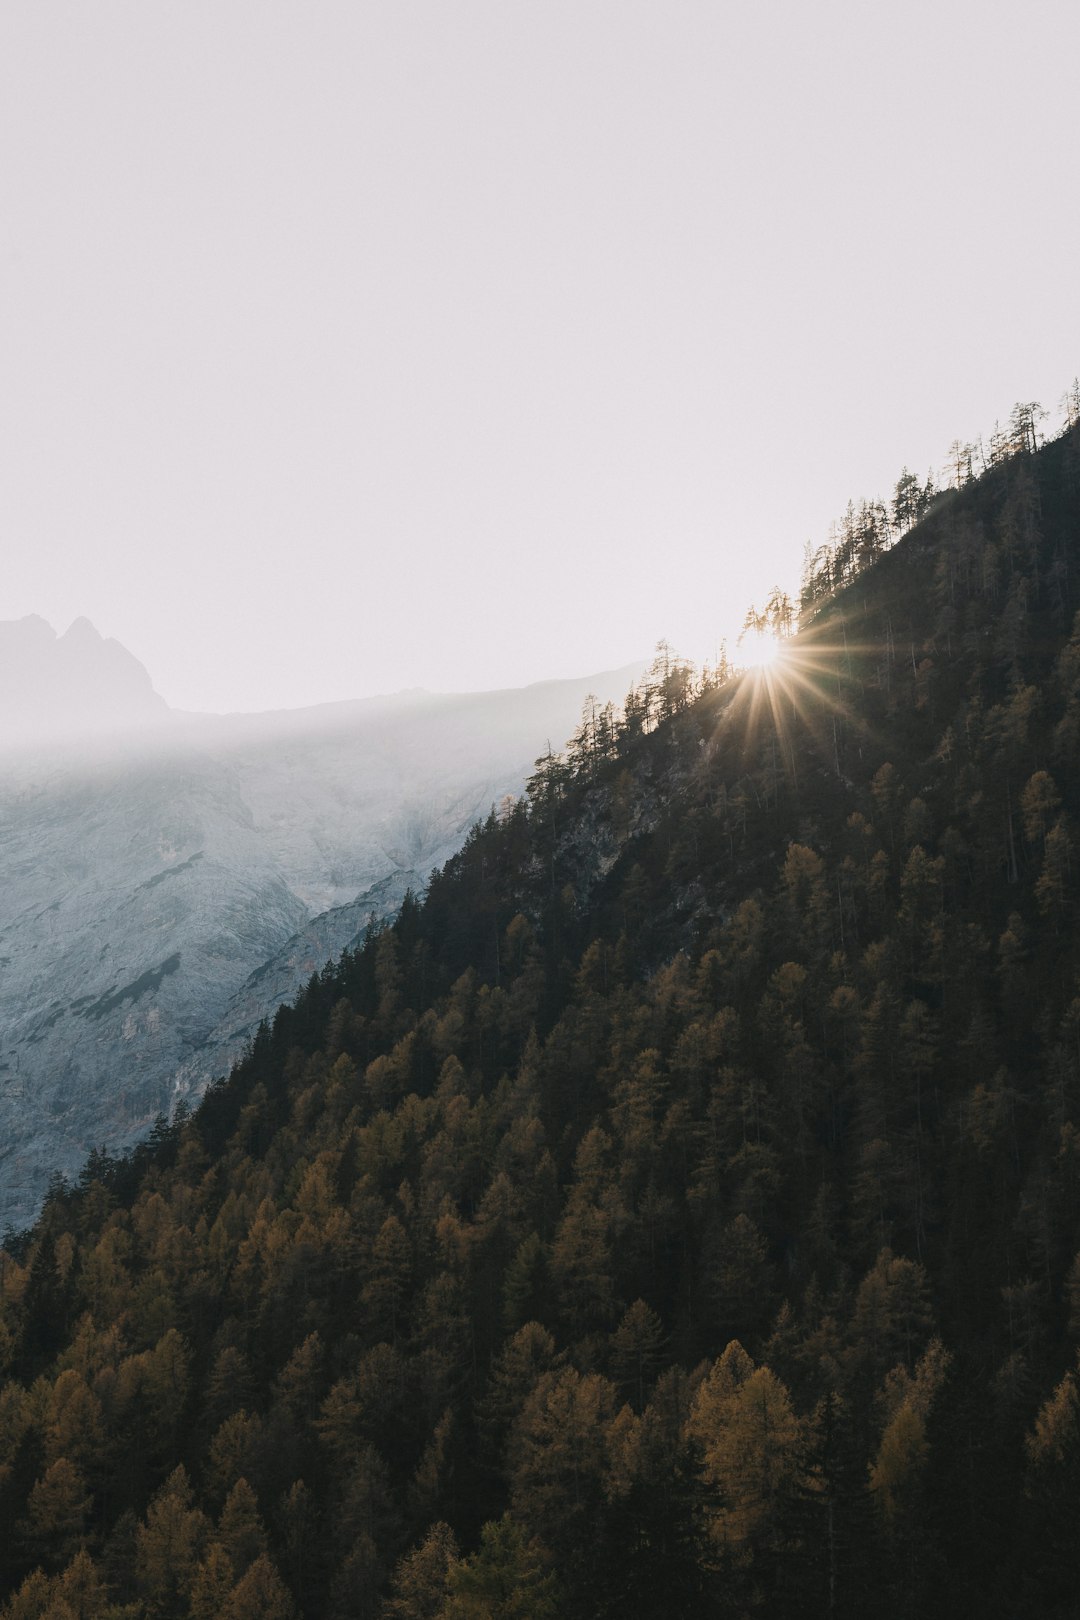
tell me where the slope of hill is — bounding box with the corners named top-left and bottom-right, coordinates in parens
top-left (2, 417), bottom-right (1080, 1617)
top-left (0, 657), bottom-right (641, 1228)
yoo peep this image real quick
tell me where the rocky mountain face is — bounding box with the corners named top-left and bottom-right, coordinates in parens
top-left (0, 626), bottom-right (640, 1227)
top-left (166, 872), bottom-right (414, 1111)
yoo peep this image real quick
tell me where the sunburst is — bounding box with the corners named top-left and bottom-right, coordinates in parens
top-left (737, 629), bottom-right (782, 670)
top-left (719, 616), bottom-right (879, 788)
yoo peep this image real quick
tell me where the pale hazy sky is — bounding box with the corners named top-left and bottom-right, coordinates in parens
top-left (2, 2), bottom-right (1077, 714)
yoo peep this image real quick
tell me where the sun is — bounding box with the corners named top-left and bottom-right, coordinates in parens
top-left (738, 629), bottom-right (782, 670)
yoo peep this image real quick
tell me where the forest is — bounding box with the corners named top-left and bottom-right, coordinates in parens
top-left (2, 396), bottom-right (1080, 1617)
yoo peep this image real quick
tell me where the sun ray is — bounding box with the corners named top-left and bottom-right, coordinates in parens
top-left (710, 614), bottom-right (898, 796)
top-left (738, 629), bottom-right (782, 670)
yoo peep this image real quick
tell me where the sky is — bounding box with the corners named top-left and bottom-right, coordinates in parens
top-left (1, 2), bottom-right (1078, 715)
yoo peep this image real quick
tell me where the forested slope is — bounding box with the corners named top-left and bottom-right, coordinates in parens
top-left (2, 414), bottom-right (1080, 1618)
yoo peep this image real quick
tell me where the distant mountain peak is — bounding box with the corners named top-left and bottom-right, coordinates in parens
top-left (3, 612), bottom-right (56, 644)
top-left (0, 612), bottom-right (169, 752)
top-left (62, 614), bottom-right (104, 643)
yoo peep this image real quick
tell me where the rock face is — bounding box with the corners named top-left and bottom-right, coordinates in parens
top-left (167, 870), bottom-right (415, 1111)
top-left (0, 625), bottom-right (640, 1228)
top-left (0, 752), bottom-right (309, 1224)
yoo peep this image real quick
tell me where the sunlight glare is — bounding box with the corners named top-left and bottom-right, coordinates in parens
top-left (739, 630), bottom-right (782, 670)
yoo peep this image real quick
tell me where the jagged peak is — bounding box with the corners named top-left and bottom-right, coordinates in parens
top-left (61, 614), bottom-right (104, 643)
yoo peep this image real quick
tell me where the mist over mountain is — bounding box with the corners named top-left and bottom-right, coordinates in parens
top-left (0, 633), bottom-right (642, 1227)
top-left (0, 615), bottom-right (169, 751)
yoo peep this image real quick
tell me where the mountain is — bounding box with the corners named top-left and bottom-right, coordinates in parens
top-left (166, 872), bottom-right (418, 1111)
top-left (0, 615), bottom-right (168, 750)
top-left (0, 650), bottom-right (642, 1228)
top-left (2, 412), bottom-right (1080, 1617)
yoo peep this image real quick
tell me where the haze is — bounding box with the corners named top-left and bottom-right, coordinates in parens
top-left (1, 2), bottom-right (1077, 714)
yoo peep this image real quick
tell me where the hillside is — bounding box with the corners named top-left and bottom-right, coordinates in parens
top-left (2, 414), bottom-right (1080, 1617)
top-left (0, 662), bottom-right (640, 1228)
